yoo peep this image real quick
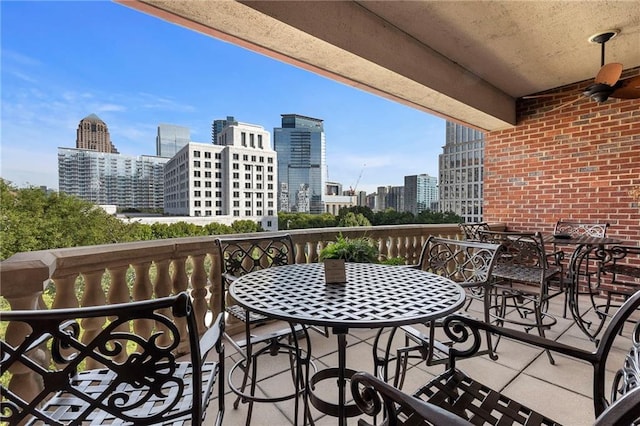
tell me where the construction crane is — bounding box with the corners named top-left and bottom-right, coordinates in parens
top-left (348, 164), bottom-right (365, 196)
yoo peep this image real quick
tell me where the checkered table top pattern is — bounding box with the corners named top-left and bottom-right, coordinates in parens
top-left (229, 263), bottom-right (465, 329)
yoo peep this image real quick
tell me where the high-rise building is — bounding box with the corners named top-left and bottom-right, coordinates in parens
top-left (58, 148), bottom-right (167, 209)
top-left (374, 185), bottom-right (404, 212)
top-left (212, 116), bottom-right (238, 144)
top-left (163, 121), bottom-right (277, 230)
top-left (274, 114), bottom-right (326, 214)
top-left (439, 121), bottom-right (485, 223)
top-left (404, 174), bottom-right (439, 214)
top-left (76, 114), bottom-right (118, 153)
top-left (156, 124), bottom-right (191, 158)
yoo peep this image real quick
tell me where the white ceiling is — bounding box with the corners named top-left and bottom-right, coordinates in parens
top-left (117, 0), bottom-right (640, 131)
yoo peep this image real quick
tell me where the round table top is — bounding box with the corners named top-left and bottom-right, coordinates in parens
top-left (229, 262), bottom-right (466, 329)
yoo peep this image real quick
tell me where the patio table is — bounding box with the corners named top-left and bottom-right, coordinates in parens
top-left (229, 262), bottom-right (465, 425)
top-left (543, 234), bottom-right (621, 340)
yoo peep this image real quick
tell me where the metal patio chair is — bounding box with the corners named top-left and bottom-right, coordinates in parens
top-left (478, 230), bottom-right (563, 364)
top-left (0, 292), bottom-right (225, 426)
top-left (373, 236), bottom-right (502, 388)
top-left (214, 234), bottom-right (318, 426)
top-left (352, 290), bottom-right (640, 426)
top-left (458, 222), bottom-right (490, 241)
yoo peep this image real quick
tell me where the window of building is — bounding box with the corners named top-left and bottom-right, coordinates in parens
top-left (194, 190), bottom-right (201, 197)
top-left (194, 160), bottom-right (201, 167)
top-left (206, 171), bottom-right (212, 178)
top-left (233, 182), bottom-right (239, 188)
top-left (258, 136), bottom-right (263, 149)
top-left (233, 172), bottom-right (239, 179)
top-left (233, 163), bottom-right (239, 170)
top-left (245, 183), bottom-right (251, 189)
top-left (245, 201), bottom-right (251, 207)
top-left (194, 171), bottom-right (200, 177)
top-left (216, 210), bottom-right (222, 216)
top-left (251, 155), bottom-right (256, 162)
top-left (245, 210), bottom-right (251, 216)
top-left (215, 182), bottom-right (222, 188)
top-left (243, 155), bottom-right (248, 161)
top-left (233, 201), bottom-right (240, 207)
top-left (250, 134), bottom-right (255, 148)
top-left (245, 165), bottom-right (251, 171)
top-left (233, 153), bottom-right (239, 160)
top-left (205, 161), bottom-right (211, 168)
top-left (241, 132), bottom-right (246, 147)
top-left (244, 192), bottom-right (251, 198)
top-left (205, 200), bottom-right (212, 207)
top-left (216, 200), bottom-right (222, 207)
top-left (216, 191), bottom-right (222, 197)
top-left (257, 210), bottom-right (262, 215)
top-left (267, 157), bottom-right (273, 164)
top-left (215, 163), bottom-right (221, 169)
top-left (245, 173), bottom-right (251, 179)
top-left (194, 151), bottom-right (201, 157)
top-left (233, 191), bottom-right (239, 197)
top-left (195, 201), bottom-right (201, 207)
top-left (195, 210), bottom-right (201, 216)
top-left (233, 210), bottom-right (240, 216)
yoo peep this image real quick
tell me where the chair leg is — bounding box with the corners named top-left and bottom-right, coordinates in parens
top-left (534, 305), bottom-right (555, 365)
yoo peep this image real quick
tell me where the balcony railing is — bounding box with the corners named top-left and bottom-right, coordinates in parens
top-left (0, 222), bottom-right (505, 404)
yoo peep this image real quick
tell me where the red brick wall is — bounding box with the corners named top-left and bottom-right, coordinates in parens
top-left (484, 67), bottom-right (640, 243)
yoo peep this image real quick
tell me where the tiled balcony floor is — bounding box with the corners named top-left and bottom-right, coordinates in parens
top-left (204, 294), bottom-right (631, 425)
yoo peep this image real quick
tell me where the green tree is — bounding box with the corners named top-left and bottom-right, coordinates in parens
top-left (231, 220), bottom-right (261, 234)
top-left (338, 212), bottom-right (371, 227)
top-left (337, 206), bottom-right (374, 224)
top-left (0, 180), bottom-right (130, 259)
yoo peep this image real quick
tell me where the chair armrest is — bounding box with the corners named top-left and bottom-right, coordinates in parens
top-left (594, 386), bottom-right (640, 426)
top-left (351, 372), bottom-right (473, 426)
top-left (443, 314), bottom-right (595, 363)
top-left (199, 312), bottom-right (224, 360)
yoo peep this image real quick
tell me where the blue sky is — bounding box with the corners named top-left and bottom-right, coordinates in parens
top-left (1, 1), bottom-right (445, 195)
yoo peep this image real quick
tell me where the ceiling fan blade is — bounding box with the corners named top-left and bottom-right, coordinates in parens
top-left (545, 95), bottom-right (583, 114)
top-left (610, 75), bottom-right (640, 99)
top-left (594, 63), bottom-right (623, 85)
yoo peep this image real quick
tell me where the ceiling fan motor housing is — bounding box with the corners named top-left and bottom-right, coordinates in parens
top-left (583, 83), bottom-right (613, 102)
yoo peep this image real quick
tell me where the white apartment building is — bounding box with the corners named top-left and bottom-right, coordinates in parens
top-left (164, 122), bottom-right (278, 231)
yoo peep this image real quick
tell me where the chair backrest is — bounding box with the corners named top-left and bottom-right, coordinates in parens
top-left (0, 292), bottom-right (222, 425)
top-left (554, 220), bottom-right (610, 238)
top-left (478, 230), bottom-right (549, 269)
top-left (214, 234), bottom-right (295, 312)
top-left (417, 236), bottom-right (502, 285)
top-left (458, 222), bottom-right (490, 241)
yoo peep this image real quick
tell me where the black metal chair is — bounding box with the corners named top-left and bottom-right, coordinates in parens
top-left (458, 222), bottom-right (490, 241)
top-left (478, 230), bottom-right (563, 364)
top-left (0, 292), bottom-right (224, 426)
top-left (373, 236), bottom-right (502, 388)
top-left (214, 234), bottom-right (316, 425)
top-left (550, 220), bottom-right (610, 316)
top-left (352, 290), bottom-right (640, 426)
top-left (598, 244), bottom-right (640, 315)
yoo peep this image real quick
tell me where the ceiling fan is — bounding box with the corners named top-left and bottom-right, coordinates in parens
top-left (524, 30), bottom-right (640, 106)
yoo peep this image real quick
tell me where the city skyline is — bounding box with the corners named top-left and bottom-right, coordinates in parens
top-left (1, 1), bottom-right (445, 196)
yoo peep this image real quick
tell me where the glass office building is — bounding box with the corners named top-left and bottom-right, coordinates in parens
top-left (156, 124), bottom-right (191, 158)
top-left (404, 174), bottom-right (438, 214)
top-left (439, 122), bottom-right (484, 223)
top-left (58, 147), bottom-right (168, 209)
top-left (274, 114), bottom-right (326, 214)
